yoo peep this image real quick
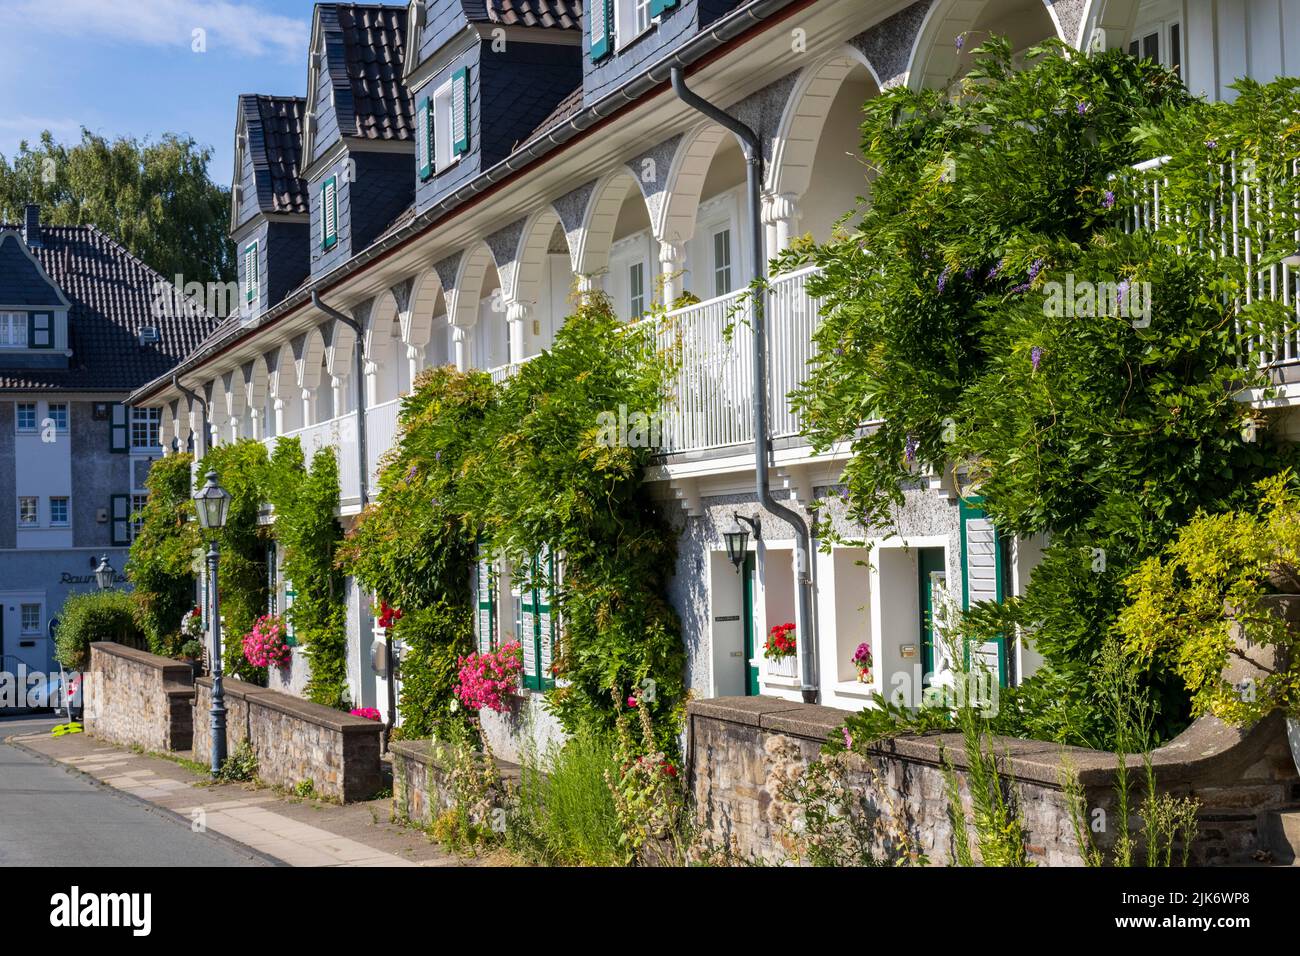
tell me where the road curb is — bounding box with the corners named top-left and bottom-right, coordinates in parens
top-left (5, 734), bottom-right (288, 868)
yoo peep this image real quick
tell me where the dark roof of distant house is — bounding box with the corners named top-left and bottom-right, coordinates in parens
top-left (0, 232), bottom-right (66, 307)
top-left (240, 94), bottom-right (309, 216)
top-left (479, 0), bottom-right (582, 30)
top-left (0, 225), bottom-right (220, 392)
top-left (326, 3), bottom-right (414, 142)
top-left (520, 84), bottom-right (584, 148)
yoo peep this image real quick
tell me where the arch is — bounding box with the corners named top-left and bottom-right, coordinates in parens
top-left (295, 327), bottom-right (328, 393)
top-left (511, 205), bottom-right (568, 310)
top-left (766, 46), bottom-right (881, 201)
top-left (406, 267), bottom-right (443, 347)
top-left (324, 313), bottom-right (359, 381)
top-left (656, 122), bottom-right (731, 248)
top-left (907, 0), bottom-right (1065, 93)
top-left (265, 345), bottom-right (302, 434)
top-left (368, 288), bottom-right (401, 357)
top-left (1078, 0), bottom-right (1139, 54)
top-left (451, 242), bottom-right (496, 330)
top-left (242, 359), bottom-right (268, 414)
top-left (572, 166), bottom-right (651, 279)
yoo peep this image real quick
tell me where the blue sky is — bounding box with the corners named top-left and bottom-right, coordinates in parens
top-left (0, 0), bottom-right (317, 190)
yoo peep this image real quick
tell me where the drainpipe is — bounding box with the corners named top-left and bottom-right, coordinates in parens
top-left (311, 291), bottom-right (394, 744)
top-left (670, 67), bottom-right (818, 704)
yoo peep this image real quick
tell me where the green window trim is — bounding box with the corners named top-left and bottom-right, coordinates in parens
top-left (959, 497), bottom-right (1008, 688)
top-left (321, 176), bottom-right (338, 251)
top-left (475, 542), bottom-right (497, 654)
top-left (110, 494), bottom-right (131, 546)
top-left (650, 0), bottom-right (678, 15)
top-left (451, 67), bottom-right (469, 156)
top-left (590, 0), bottom-right (612, 61)
top-left (27, 311), bottom-right (53, 349)
top-left (418, 96), bottom-right (434, 180)
top-left (244, 241), bottom-right (259, 304)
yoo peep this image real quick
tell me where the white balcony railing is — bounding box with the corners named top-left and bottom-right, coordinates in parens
top-left (1124, 154), bottom-right (1300, 366)
top-left (364, 398), bottom-right (401, 485)
top-left (266, 413), bottom-right (361, 503)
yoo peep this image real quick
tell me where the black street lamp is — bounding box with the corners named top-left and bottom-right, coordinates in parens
top-left (193, 470), bottom-right (231, 777)
top-left (94, 555), bottom-right (115, 591)
top-left (725, 513), bottom-right (761, 573)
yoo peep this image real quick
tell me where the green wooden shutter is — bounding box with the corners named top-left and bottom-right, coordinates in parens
top-left (244, 241), bottom-right (259, 303)
top-left (417, 96), bottom-right (432, 179)
top-left (590, 0), bottom-right (612, 61)
top-left (110, 494), bottom-right (131, 545)
top-left (960, 498), bottom-right (1007, 687)
top-left (520, 557), bottom-right (538, 690)
top-left (475, 546), bottom-right (496, 654)
top-left (28, 312), bottom-right (52, 349)
top-left (284, 580), bottom-right (297, 643)
top-left (451, 67), bottom-right (469, 156)
top-left (321, 176), bottom-right (338, 250)
top-left (651, 0), bottom-right (678, 15)
top-left (538, 548), bottom-right (556, 690)
top-left (109, 403), bottom-right (128, 452)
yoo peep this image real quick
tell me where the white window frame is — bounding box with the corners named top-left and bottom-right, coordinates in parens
top-left (130, 407), bottom-right (161, 450)
top-left (49, 496), bottom-right (69, 527)
top-left (609, 231), bottom-right (653, 322)
top-left (47, 401), bottom-right (68, 433)
top-left (432, 78), bottom-right (458, 173)
top-left (18, 496), bottom-right (38, 527)
top-left (693, 188), bottom-right (743, 300)
top-left (629, 260), bottom-right (646, 319)
top-left (20, 604), bottom-right (41, 634)
top-left (0, 312), bottom-right (28, 348)
top-left (711, 226), bottom-right (734, 299)
top-left (1129, 16), bottom-right (1182, 77)
top-left (614, 0), bottom-right (653, 50)
top-left (131, 493), bottom-right (149, 540)
top-left (16, 402), bottom-right (37, 432)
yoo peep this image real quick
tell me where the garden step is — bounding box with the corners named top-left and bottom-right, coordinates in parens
top-left (1264, 808), bottom-right (1300, 865)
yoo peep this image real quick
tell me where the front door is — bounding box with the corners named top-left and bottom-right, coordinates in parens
top-left (741, 553), bottom-right (759, 695)
top-left (918, 548), bottom-right (950, 688)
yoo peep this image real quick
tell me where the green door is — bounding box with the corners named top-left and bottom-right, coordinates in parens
top-left (918, 547), bottom-right (947, 687)
top-left (742, 552), bottom-right (759, 696)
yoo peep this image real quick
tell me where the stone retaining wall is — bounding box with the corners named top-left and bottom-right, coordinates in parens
top-left (390, 738), bottom-right (521, 828)
top-left (193, 677), bottom-right (383, 802)
top-left (689, 697), bottom-right (1300, 865)
top-left (85, 643), bottom-right (194, 752)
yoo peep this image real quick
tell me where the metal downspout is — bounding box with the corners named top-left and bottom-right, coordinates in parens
top-left (669, 67), bottom-right (818, 704)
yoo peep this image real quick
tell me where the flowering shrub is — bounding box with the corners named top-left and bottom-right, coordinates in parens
top-left (605, 688), bottom-right (687, 865)
top-left (454, 641), bottom-right (523, 712)
top-left (376, 599), bottom-right (403, 630)
top-left (764, 622), bottom-right (796, 660)
top-left (852, 642), bottom-right (873, 682)
top-left (350, 707), bottom-right (382, 721)
top-left (241, 614), bottom-right (291, 669)
top-left (181, 606), bottom-right (203, 640)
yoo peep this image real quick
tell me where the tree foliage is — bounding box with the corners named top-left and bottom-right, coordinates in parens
top-left (127, 453), bottom-right (200, 658)
top-left (0, 129), bottom-right (233, 288)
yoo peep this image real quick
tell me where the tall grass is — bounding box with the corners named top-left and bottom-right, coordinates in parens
top-left (510, 729), bottom-right (624, 866)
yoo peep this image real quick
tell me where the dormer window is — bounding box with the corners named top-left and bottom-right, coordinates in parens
top-left (430, 68), bottom-right (470, 173)
top-left (615, 0), bottom-right (652, 49)
top-left (244, 240), bottom-right (260, 305)
top-left (321, 177), bottom-right (338, 250)
top-left (0, 312), bottom-right (28, 347)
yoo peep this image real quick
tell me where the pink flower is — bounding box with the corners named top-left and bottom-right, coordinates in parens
top-left (627, 696), bottom-right (638, 708)
top-left (842, 727), bottom-right (853, 749)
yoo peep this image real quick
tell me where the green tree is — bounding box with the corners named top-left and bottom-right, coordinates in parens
top-left (0, 129), bottom-right (234, 290)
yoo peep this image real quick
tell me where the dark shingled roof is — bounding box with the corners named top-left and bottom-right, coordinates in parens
top-left (326, 3), bottom-right (414, 142)
top-left (519, 84), bottom-right (584, 148)
top-left (0, 225), bottom-right (220, 392)
top-left (240, 94), bottom-right (309, 216)
top-left (481, 0), bottom-right (582, 30)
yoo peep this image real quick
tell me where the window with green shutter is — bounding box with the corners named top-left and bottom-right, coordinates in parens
top-left (475, 546), bottom-right (497, 654)
top-left (110, 494), bottom-right (131, 545)
top-left (417, 95), bottom-right (433, 180)
top-left (518, 549), bottom-right (557, 691)
top-left (959, 498), bottom-right (1008, 687)
top-left (321, 176), bottom-right (338, 250)
top-left (451, 67), bottom-right (469, 156)
top-left (109, 403), bottom-right (129, 452)
top-left (244, 241), bottom-right (259, 304)
top-left (590, 0), bottom-right (612, 60)
top-left (27, 311), bottom-right (52, 349)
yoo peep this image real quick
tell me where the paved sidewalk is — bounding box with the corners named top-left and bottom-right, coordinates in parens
top-left (10, 730), bottom-right (476, 868)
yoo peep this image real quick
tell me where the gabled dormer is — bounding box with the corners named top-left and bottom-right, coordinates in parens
top-left (583, 0), bottom-right (744, 101)
top-left (0, 224), bottom-right (72, 371)
top-left (301, 3), bottom-right (417, 277)
top-left (231, 94), bottom-right (310, 323)
top-left (405, 0), bottom-right (583, 212)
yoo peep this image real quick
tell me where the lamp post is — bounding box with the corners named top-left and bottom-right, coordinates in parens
top-left (724, 513), bottom-right (761, 573)
top-left (94, 554), bottom-right (115, 591)
top-left (193, 470), bottom-right (231, 777)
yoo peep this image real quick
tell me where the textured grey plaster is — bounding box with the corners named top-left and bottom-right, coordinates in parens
top-left (1046, 0), bottom-right (1088, 46)
top-left (729, 70), bottom-right (802, 169)
top-left (0, 402), bottom-right (14, 549)
top-left (432, 252), bottom-right (463, 293)
top-left (71, 400), bottom-right (131, 549)
top-left (485, 218), bottom-right (526, 299)
top-left (391, 276), bottom-right (413, 313)
top-left (553, 180), bottom-right (597, 266)
top-left (625, 134), bottom-right (682, 233)
top-left (850, 0), bottom-right (934, 89)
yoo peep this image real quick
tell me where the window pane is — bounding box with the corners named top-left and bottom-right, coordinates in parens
top-left (713, 229), bottom-right (732, 297)
top-left (17, 403), bottom-right (37, 430)
top-left (19, 497), bottom-right (37, 525)
top-left (1142, 32), bottom-right (1159, 62)
top-left (21, 604), bottom-right (40, 632)
top-left (50, 497), bottom-right (68, 525)
top-left (48, 403), bottom-right (68, 430)
top-left (629, 262), bottom-right (645, 318)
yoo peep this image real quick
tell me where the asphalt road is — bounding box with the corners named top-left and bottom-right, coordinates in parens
top-left (0, 714), bottom-right (264, 867)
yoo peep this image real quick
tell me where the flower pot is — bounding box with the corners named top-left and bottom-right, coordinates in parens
top-left (766, 654), bottom-right (798, 679)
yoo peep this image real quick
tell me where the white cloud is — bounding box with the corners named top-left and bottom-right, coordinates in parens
top-left (0, 0), bottom-right (309, 60)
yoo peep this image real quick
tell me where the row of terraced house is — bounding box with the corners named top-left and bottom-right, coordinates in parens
top-left (125, 0), bottom-right (1300, 758)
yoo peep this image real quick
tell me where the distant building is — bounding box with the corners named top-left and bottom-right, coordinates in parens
top-left (0, 205), bottom-right (218, 676)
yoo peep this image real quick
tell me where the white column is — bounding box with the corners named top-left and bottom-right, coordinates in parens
top-left (658, 240), bottom-right (686, 306)
top-left (506, 301), bottom-right (529, 364)
top-left (273, 397), bottom-right (285, 436)
top-left (451, 326), bottom-right (469, 372)
top-left (301, 388), bottom-right (312, 426)
top-left (249, 408), bottom-right (261, 441)
top-left (766, 192), bottom-right (801, 256)
top-left (363, 359), bottom-right (379, 407)
top-left (331, 375), bottom-right (346, 417)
